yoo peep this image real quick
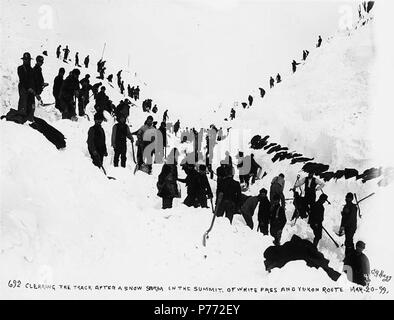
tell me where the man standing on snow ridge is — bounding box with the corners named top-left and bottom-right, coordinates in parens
top-left (292, 59), bottom-right (301, 73)
top-left (309, 193), bottom-right (329, 246)
top-left (17, 52), bottom-right (36, 121)
top-left (53, 67), bottom-right (65, 112)
top-left (269, 76), bottom-right (275, 89)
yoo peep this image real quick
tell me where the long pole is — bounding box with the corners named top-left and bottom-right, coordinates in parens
top-left (322, 226), bottom-right (340, 248)
top-left (101, 42), bottom-right (107, 60)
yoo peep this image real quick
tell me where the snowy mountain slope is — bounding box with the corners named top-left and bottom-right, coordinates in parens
top-left (1, 4), bottom-right (394, 299)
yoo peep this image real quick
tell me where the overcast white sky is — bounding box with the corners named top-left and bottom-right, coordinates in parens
top-left (1, 0), bottom-right (360, 111)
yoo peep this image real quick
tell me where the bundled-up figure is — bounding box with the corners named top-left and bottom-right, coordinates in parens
top-left (196, 165), bottom-right (213, 208)
top-left (87, 112), bottom-right (108, 168)
top-left (115, 99), bottom-right (131, 120)
top-left (178, 164), bottom-right (201, 208)
top-left (309, 193), bottom-right (328, 246)
top-left (240, 188), bottom-right (266, 230)
top-left (94, 86), bottom-right (111, 114)
top-left (343, 241), bottom-right (370, 286)
top-left (17, 52), bottom-right (36, 121)
top-left (269, 194), bottom-right (287, 246)
top-left (59, 68), bottom-right (80, 119)
top-left (53, 68), bottom-right (65, 112)
top-left (257, 188), bottom-right (271, 235)
top-left (270, 173), bottom-right (286, 208)
top-left (33, 55), bottom-right (48, 101)
top-left (111, 115), bottom-right (134, 168)
top-left (338, 192), bottom-right (358, 256)
top-left (216, 166), bottom-right (242, 223)
top-left (78, 74), bottom-right (91, 116)
top-left (157, 148), bottom-right (180, 209)
top-left (250, 153), bottom-right (262, 185)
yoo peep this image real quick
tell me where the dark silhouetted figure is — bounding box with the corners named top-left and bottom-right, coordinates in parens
top-left (338, 193), bottom-right (358, 257)
top-left (276, 73), bottom-right (282, 83)
top-left (56, 45), bottom-right (61, 59)
top-left (63, 45), bottom-right (70, 62)
top-left (302, 50), bottom-right (309, 61)
top-left (59, 68), bottom-right (80, 119)
top-left (292, 60), bottom-right (301, 73)
top-left (259, 87), bottom-right (266, 98)
top-left (163, 110), bottom-right (169, 122)
top-left (248, 95), bottom-right (253, 107)
top-left (87, 112), bottom-right (108, 168)
top-left (230, 108), bottom-right (235, 120)
top-left (269, 194), bottom-right (286, 246)
top-left (174, 120), bottom-right (180, 135)
top-left (269, 77), bottom-right (275, 88)
top-left (111, 115), bottom-right (134, 168)
top-left (84, 55), bottom-right (89, 68)
top-left (258, 188), bottom-right (271, 235)
top-left (53, 67), bottom-right (65, 112)
top-left (17, 52), bottom-right (36, 121)
top-left (344, 241), bottom-right (370, 286)
top-left (107, 74), bottom-right (113, 83)
top-left (78, 74), bottom-right (91, 116)
top-left (316, 35), bottom-right (322, 48)
top-left (75, 52), bottom-right (81, 67)
top-left (134, 85), bottom-right (140, 100)
top-left (309, 193), bottom-right (328, 246)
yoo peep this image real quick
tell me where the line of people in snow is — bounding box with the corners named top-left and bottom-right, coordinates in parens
top-left (227, 35), bottom-right (319, 121)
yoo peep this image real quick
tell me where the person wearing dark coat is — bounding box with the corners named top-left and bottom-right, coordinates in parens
top-left (56, 45), bottom-right (62, 59)
top-left (75, 52), bottom-right (81, 67)
top-left (134, 86), bottom-right (140, 100)
top-left (59, 68), bottom-right (80, 119)
top-left (33, 55), bottom-right (47, 99)
top-left (94, 86), bottom-right (110, 113)
top-left (230, 108), bottom-right (235, 120)
top-left (84, 55), bottom-right (89, 68)
top-left (78, 74), bottom-right (91, 116)
top-left (162, 110), bottom-right (169, 122)
top-left (250, 153), bottom-right (262, 185)
top-left (258, 188), bottom-right (271, 235)
top-left (248, 95), bottom-right (253, 107)
top-left (173, 119), bottom-right (180, 135)
top-left (276, 73), bottom-right (282, 83)
top-left (63, 45), bottom-right (70, 62)
top-left (87, 112), bottom-right (108, 168)
top-left (115, 99), bottom-right (131, 120)
top-left (259, 87), bottom-right (266, 98)
top-left (111, 115), bottom-right (134, 167)
top-left (178, 164), bottom-right (201, 208)
top-left (53, 68), bottom-right (65, 112)
top-left (120, 80), bottom-right (125, 95)
top-left (196, 165), bottom-right (213, 208)
top-left (269, 194), bottom-right (287, 246)
top-left (344, 241), bottom-right (370, 286)
top-left (339, 192), bottom-right (358, 256)
top-left (317, 35), bottom-right (322, 48)
top-left (159, 121), bottom-right (167, 148)
top-left (309, 193), bottom-right (328, 246)
top-left (240, 188), bottom-right (266, 230)
top-left (294, 172), bottom-right (325, 215)
top-left (216, 166), bottom-right (242, 223)
top-left (117, 70), bottom-right (122, 87)
top-left (292, 60), bottom-right (301, 73)
top-left (302, 50), bottom-right (309, 61)
top-left (17, 52), bottom-right (36, 121)
top-left (91, 82), bottom-right (102, 97)
top-left (157, 148), bottom-right (180, 209)
top-left (269, 77), bottom-right (275, 88)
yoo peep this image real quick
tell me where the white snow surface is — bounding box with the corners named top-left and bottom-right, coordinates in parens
top-left (1, 4), bottom-right (394, 300)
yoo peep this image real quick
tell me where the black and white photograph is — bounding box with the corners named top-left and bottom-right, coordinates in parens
top-left (1, 0), bottom-right (393, 303)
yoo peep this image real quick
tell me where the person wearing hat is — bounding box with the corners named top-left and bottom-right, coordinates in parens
top-left (111, 114), bottom-right (134, 168)
top-left (59, 68), bottom-right (80, 119)
top-left (17, 52), bottom-right (36, 120)
top-left (87, 112), bottom-right (108, 168)
top-left (339, 192), bottom-right (358, 256)
top-left (196, 164), bottom-right (213, 208)
top-left (63, 45), bottom-right (70, 62)
top-left (309, 193), bottom-right (329, 246)
top-left (94, 86), bottom-right (110, 114)
top-left (56, 45), bottom-right (62, 59)
top-left (84, 55), bottom-right (89, 68)
top-left (344, 241), bottom-right (370, 286)
top-left (157, 148), bottom-right (180, 209)
top-left (240, 188), bottom-right (267, 230)
top-left (53, 67), bottom-right (65, 112)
